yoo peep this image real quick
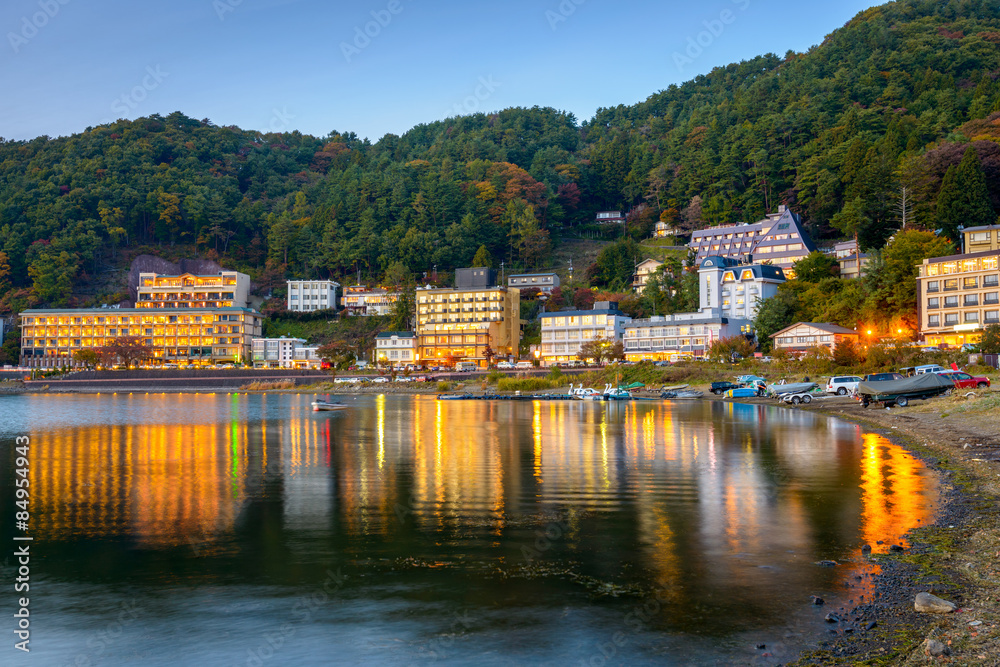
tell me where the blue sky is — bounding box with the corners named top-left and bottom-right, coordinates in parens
top-left (1, 0), bottom-right (883, 142)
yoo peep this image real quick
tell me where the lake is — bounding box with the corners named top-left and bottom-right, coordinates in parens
top-left (0, 393), bottom-right (938, 666)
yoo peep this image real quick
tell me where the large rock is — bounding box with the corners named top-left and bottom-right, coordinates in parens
top-left (923, 639), bottom-right (951, 657)
top-left (914, 592), bottom-right (957, 613)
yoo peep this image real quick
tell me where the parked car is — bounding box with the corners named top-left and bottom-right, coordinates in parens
top-left (515, 361), bottom-right (535, 370)
top-left (710, 381), bottom-right (742, 395)
top-left (935, 371), bottom-right (990, 389)
top-left (372, 376), bottom-right (389, 383)
top-left (496, 361), bottom-right (515, 369)
top-left (864, 372), bottom-right (904, 382)
top-left (826, 375), bottom-right (863, 395)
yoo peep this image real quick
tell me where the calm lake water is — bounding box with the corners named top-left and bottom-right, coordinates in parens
top-left (0, 393), bottom-right (938, 666)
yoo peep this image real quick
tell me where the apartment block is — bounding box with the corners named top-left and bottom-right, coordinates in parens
top-left (633, 259), bottom-right (664, 293)
top-left (19, 307), bottom-right (263, 368)
top-left (833, 240), bottom-right (871, 279)
top-left (770, 322), bottom-right (860, 354)
top-left (137, 270), bottom-right (251, 309)
top-left (624, 313), bottom-right (750, 362)
top-left (917, 250), bottom-right (1000, 347)
top-left (287, 280), bottom-right (340, 312)
top-left (539, 302), bottom-right (631, 366)
top-left (415, 268), bottom-right (520, 367)
top-left (251, 336), bottom-right (322, 369)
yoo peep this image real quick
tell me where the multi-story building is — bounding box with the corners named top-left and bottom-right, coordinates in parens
top-left (137, 270), bottom-right (251, 309)
top-left (770, 322), bottom-right (860, 355)
top-left (341, 286), bottom-right (400, 316)
top-left (916, 250), bottom-right (1000, 348)
top-left (964, 224), bottom-right (1000, 253)
top-left (698, 256), bottom-right (786, 321)
top-left (375, 331), bottom-right (416, 367)
top-left (539, 302), bottom-right (631, 366)
top-left (19, 307), bottom-right (263, 368)
top-left (633, 259), bottom-right (664, 293)
top-left (286, 280), bottom-right (340, 312)
top-left (688, 206), bottom-right (815, 277)
top-left (415, 268), bottom-right (520, 367)
top-left (624, 313), bottom-right (751, 362)
top-left (833, 240), bottom-right (871, 279)
top-left (252, 336), bottom-right (308, 369)
top-left (507, 273), bottom-right (560, 294)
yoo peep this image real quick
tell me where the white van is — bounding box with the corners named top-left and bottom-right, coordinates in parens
top-left (455, 361), bottom-right (478, 372)
top-left (515, 361), bottom-right (535, 370)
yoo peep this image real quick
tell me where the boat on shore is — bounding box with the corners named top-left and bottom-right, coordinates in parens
top-left (661, 389), bottom-right (704, 399)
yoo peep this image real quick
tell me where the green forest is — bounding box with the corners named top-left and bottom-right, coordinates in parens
top-left (1, 0), bottom-right (999, 322)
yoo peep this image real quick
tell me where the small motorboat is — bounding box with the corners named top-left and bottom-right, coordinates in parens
top-left (661, 389), bottom-right (704, 399)
top-left (311, 400), bottom-right (347, 412)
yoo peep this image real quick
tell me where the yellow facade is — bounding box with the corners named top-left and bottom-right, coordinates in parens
top-left (415, 287), bottom-right (520, 365)
top-left (19, 308), bottom-right (263, 368)
top-left (965, 226), bottom-right (1000, 253)
top-left (917, 251), bottom-right (1000, 347)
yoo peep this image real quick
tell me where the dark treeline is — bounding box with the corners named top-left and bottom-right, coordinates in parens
top-left (1, 0), bottom-right (999, 313)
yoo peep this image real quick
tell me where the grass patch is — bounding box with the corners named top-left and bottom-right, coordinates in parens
top-left (436, 381), bottom-right (452, 392)
top-left (240, 380), bottom-right (296, 391)
top-left (496, 378), bottom-right (565, 392)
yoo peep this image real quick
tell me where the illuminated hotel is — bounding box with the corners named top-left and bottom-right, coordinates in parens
top-left (19, 307), bottom-right (264, 368)
top-left (916, 248), bottom-right (1000, 347)
top-left (136, 270), bottom-right (251, 309)
top-left (416, 267), bottom-right (520, 367)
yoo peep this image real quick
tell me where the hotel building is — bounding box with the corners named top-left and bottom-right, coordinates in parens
top-left (688, 206), bottom-right (815, 277)
top-left (19, 307), bottom-right (263, 368)
top-left (632, 259), bottom-right (664, 293)
top-left (964, 224), bottom-right (1000, 253)
top-left (623, 256), bottom-right (785, 361)
top-left (833, 240), bottom-right (871, 279)
top-left (916, 250), bottom-right (1000, 347)
top-left (539, 302), bottom-right (632, 366)
top-left (137, 270), bottom-right (251, 309)
top-left (415, 268), bottom-right (520, 367)
top-left (341, 286), bottom-right (400, 316)
top-left (286, 280), bottom-right (340, 312)
top-left (770, 322), bottom-right (860, 355)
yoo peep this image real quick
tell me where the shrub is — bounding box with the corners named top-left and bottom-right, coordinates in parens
top-left (497, 378), bottom-right (563, 392)
top-left (240, 380), bottom-right (295, 391)
top-left (436, 381), bottom-right (452, 392)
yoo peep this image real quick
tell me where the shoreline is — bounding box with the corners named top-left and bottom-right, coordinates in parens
top-left (5, 382), bottom-right (998, 662)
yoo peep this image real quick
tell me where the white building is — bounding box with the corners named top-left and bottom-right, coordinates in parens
top-left (539, 302), bottom-right (632, 366)
top-left (375, 331), bottom-right (416, 367)
top-left (342, 286), bottom-right (400, 316)
top-left (252, 336), bottom-right (306, 368)
top-left (287, 280), bottom-right (340, 312)
top-left (507, 273), bottom-right (560, 294)
top-left (633, 259), bottom-right (664, 293)
top-left (698, 256), bottom-right (785, 321)
top-left (623, 255), bottom-right (785, 361)
top-left (137, 270), bottom-right (251, 309)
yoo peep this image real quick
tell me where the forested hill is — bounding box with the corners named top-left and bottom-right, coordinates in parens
top-left (1, 0), bottom-right (999, 312)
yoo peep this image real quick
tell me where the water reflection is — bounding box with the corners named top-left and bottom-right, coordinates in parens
top-left (4, 393), bottom-right (938, 663)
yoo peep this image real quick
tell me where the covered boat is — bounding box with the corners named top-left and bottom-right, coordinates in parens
top-left (855, 373), bottom-right (953, 407)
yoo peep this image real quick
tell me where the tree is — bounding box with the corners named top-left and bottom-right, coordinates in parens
top-left (707, 336), bottom-right (756, 362)
top-left (937, 147), bottom-right (996, 246)
top-left (832, 338), bottom-right (862, 367)
top-left (73, 349), bottom-right (100, 369)
top-left (317, 341), bottom-right (357, 371)
top-left (831, 196), bottom-right (870, 260)
top-left (877, 230), bottom-right (954, 317)
top-left (792, 251), bottom-right (839, 283)
top-left (482, 345), bottom-right (496, 367)
top-left (585, 239), bottom-right (640, 290)
top-left (752, 290), bottom-right (800, 352)
top-left (104, 336), bottom-right (152, 369)
top-left (0, 251), bottom-right (10, 294)
top-left (471, 245), bottom-right (494, 269)
top-left (979, 324), bottom-right (1000, 355)
top-left (577, 336), bottom-right (614, 365)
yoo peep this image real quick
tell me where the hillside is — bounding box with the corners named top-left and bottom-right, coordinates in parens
top-left (1, 0), bottom-right (999, 314)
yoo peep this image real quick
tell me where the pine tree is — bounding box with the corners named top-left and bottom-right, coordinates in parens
top-left (955, 146), bottom-right (995, 228)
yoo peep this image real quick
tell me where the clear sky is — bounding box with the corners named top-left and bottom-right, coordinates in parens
top-left (1, 0), bottom-right (883, 142)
